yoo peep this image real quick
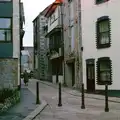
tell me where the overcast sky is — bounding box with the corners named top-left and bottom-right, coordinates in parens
top-left (22, 0), bottom-right (54, 46)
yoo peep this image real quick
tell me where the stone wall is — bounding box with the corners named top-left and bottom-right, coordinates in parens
top-left (0, 58), bottom-right (18, 89)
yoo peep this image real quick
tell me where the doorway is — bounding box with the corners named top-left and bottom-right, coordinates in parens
top-left (86, 59), bottom-right (95, 92)
top-left (66, 59), bottom-right (75, 87)
top-left (71, 63), bottom-right (75, 86)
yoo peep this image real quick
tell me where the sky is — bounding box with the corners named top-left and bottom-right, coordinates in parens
top-left (22, 0), bottom-right (54, 46)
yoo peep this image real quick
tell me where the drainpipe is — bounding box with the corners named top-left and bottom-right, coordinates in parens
top-left (78, 0), bottom-right (83, 90)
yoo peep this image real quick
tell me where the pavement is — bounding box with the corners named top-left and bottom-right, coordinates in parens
top-left (27, 79), bottom-right (120, 120)
top-left (0, 80), bottom-right (37, 120)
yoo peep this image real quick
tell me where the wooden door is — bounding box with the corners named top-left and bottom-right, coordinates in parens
top-left (86, 59), bottom-right (95, 92)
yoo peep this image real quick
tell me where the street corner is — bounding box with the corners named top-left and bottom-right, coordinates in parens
top-left (22, 100), bottom-right (48, 120)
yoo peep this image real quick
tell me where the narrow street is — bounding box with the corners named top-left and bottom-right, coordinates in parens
top-left (28, 79), bottom-right (120, 120)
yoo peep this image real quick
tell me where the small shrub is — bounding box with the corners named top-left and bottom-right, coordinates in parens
top-left (0, 88), bottom-right (17, 103)
top-left (0, 89), bottom-right (20, 114)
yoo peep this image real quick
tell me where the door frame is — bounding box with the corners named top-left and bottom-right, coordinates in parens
top-left (66, 60), bottom-right (75, 87)
top-left (86, 59), bottom-right (95, 92)
top-left (71, 63), bottom-right (75, 86)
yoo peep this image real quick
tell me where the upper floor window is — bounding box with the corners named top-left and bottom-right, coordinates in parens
top-left (0, 18), bottom-right (12, 42)
top-left (96, 16), bottom-right (111, 49)
top-left (50, 13), bottom-right (55, 25)
top-left (96, 0), bottom-right (109, 4)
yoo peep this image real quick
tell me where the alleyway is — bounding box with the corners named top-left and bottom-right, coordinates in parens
top-left (28, 79), bottom-right (120, 120)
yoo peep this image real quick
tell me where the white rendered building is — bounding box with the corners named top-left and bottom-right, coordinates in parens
top-left (81, 0), bottom-right (120, 91)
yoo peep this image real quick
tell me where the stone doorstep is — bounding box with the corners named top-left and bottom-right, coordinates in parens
top-left (22, 100), bottom-right (48, 120)
top-left (37, 80), bottom-right (120, 103)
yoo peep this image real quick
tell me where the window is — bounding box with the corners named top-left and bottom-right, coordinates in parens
top-left (50, 13), bottom-right (55, 24)
top-left (41, 18), bottom-right (44, 20)
top-left (96, 16), bottom-right (111, 48)
top-left (96, 0), bottom-right (109, 4)
top-left (97, 57), bottom-right (112, 85)
top-left (0, 18), bottom-right (12, 42)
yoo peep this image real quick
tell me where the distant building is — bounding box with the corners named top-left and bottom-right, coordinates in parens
top-left (23, 46), bottom-right (34, 71)
top-left (21, 50), bottom-right (32, 72)
top-left (33, 6), bottom-right (49, 80)
top-left (0, 0), bottom-right (25, 89)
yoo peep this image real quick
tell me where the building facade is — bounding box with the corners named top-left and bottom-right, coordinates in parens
top-left (21, 49), bottom-right (33, 73)
top-left (33, 7), bottom-right (49, 80)
top-left (23, 46), bottom-right (34, 71)
top-left (81, 0), bottom-right (120, 92)
top-left (0, 0), bottom-right (25, 89)
top-left (36, 0), bottom-right (82, 88)
top-left (64, 0), bottom-right (82, 88)
top-left (45, 0), bottom-right (64, 84)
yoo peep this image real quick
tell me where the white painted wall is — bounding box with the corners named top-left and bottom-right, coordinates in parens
top-left (81, 0), bottom-right (120, 90)
top-left (47, 7), bottom-right (60, 33)
top-left (13, 0), bottom-right (20, 86)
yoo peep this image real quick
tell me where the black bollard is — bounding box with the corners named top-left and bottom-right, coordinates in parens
top-left (36, 82), bottom-right (40, 104)
top-left (105, 84), bottom-right (109, 112)
top-left (81, 83), bottom-right (85, 109)
top-left (58, 82), bottom-right (62, 107)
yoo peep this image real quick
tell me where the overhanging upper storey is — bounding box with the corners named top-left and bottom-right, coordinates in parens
top-left (44, 0), bottom-right (63, 37)
top-left (45, 0), bottom-right (63, 18)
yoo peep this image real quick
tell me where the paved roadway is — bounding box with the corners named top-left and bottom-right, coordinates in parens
top-left (28, 80), bottom-right (120, 120)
